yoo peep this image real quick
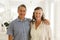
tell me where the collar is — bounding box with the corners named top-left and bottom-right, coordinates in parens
top-left (16, 17), bottom-right (27, 22)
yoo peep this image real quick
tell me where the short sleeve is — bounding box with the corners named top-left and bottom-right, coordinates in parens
top-left (7, 22), bottom-right (14, 36)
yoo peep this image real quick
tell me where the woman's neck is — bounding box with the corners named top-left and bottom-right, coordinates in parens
top-left (35, 19), bottom-right (41, 29)
top-left (36, 19), bottom-right (41, 23)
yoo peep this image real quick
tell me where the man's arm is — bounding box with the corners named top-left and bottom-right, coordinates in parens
top-left (8, 35), bottom-right (13, 40)
top-left (7, 22), bottom-right (14, 40)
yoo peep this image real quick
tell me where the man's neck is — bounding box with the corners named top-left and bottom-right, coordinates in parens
top-left (18, 16), bottom-right (25, 21)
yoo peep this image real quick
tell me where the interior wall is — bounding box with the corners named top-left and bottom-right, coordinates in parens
top-left (54, 0), bottom-right (60, 40)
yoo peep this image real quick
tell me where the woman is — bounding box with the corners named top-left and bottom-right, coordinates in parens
top-left (30, 7), bottom-right (51, 40)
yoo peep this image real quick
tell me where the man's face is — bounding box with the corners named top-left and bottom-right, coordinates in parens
top-left (18, 7), bottom-right (26, 19)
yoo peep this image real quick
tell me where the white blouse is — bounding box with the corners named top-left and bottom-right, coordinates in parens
top-left (30, 21), bottom-right (51, 40)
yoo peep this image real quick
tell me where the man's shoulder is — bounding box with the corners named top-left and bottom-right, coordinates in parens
top-left (26, 18), bottom-right (31, 21)
top-left (10, 18), bottom-right (18, 24)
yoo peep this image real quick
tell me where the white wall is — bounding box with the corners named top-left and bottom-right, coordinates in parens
top-left (54, 0), bottom-right (60, 40)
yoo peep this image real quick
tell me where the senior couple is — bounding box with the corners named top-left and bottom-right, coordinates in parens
top-left (7, 4), bottom-right (51, 40)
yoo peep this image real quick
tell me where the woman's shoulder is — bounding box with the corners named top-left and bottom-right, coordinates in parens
top-left (30, 22), bottom-right (35, 26)
top-left (42, 22), bottom-right (50, 31)
top-left (30, 22), bottom-right (35, 28)
top-left (42, 21), bottom-right (50, 28)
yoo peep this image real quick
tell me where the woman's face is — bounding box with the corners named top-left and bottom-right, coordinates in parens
top-left (34, 9), bottom-right (43, 20)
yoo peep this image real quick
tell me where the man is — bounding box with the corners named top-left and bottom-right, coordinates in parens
top-left (7, 4), bottom-right (31, 40)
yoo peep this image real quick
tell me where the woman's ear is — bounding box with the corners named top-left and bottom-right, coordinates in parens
top-left (44, 19), bottom-right (50, 25)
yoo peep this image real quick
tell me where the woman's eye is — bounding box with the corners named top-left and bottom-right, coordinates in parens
top-left (35, 13), bottom-right (37, 14)
top-left (35, 13), bottom-right (41, 14)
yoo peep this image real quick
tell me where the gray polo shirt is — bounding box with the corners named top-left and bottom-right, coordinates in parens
top-left (7, 18), bottom-right (31, 40)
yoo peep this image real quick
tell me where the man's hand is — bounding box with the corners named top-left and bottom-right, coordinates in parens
top-left (44, 19), bottom-right (50, 25)
top-left (8, 35), bottom-right (13, 40)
